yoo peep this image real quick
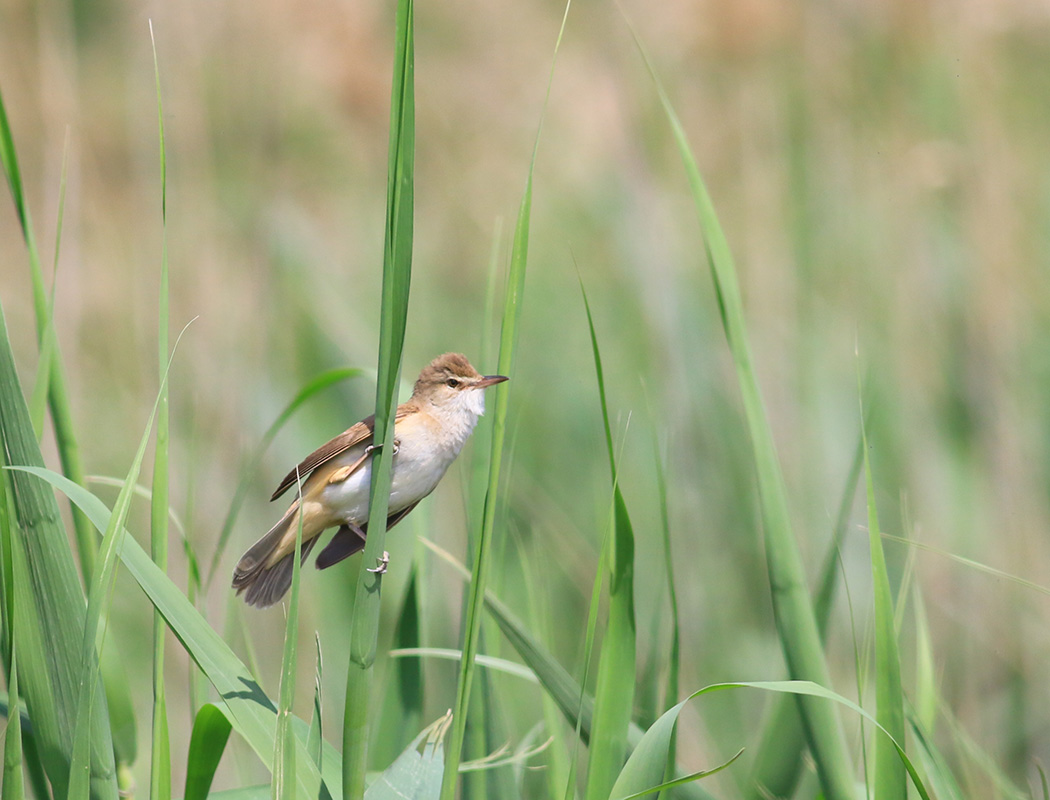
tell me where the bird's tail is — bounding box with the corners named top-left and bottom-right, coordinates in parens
top-left (232, 504), bottom-right (317, 608)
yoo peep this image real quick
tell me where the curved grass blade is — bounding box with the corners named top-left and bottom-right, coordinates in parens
top-left (613, 749), bottom-right (743, 800)
top-left (184, 704), bottom-right (232, 800)
top-left (579, 281), bottom-right (637, 800)
top-left (387, 648), bottom-right (538, 683)
top-left (622, 680), bottom-right (932, 800)
top-left (420, 537), bottom-right (718, 800)
top-left (438, 4), bottom-right (570, 797)
top-left (10, 467), bottom-right (341, 797)
top-left (342, 0), bottom-right (414, 793)
top-left (206, 367), bottom-right (365, 587)
top-left (625, 20), bottom-right (856, 800)
top-left (0, 298), bottom-right (117, 799)
top-left (149, 21), bottom-right (172, 800)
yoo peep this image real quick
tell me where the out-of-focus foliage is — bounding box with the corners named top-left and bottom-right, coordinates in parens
top-left (3, 1), bottom-right (1050, 796)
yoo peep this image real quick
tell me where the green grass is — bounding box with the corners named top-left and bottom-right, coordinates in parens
top-left (3, 3), bottom-right (1050, 800)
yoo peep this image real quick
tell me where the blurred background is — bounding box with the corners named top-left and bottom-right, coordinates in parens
top-left (2, 0), bottom-right (1050, 795)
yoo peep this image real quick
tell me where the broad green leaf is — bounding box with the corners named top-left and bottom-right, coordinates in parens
top-left (184, 704), bottom-right (232, 800)
top-left (0, 297), bottom-right (116, 799)
top-left (342, 0), bottom-right (414, 794)
top-left (1, 434), bottom-right (25, 800)
top-left (366, 714), bottom-right (449, 800)
top-left (621, 680), bottom-right (931, 800)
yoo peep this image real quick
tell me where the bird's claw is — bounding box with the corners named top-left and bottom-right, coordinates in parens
top-left (367, 551), bottom-right (390, 574)
top-left (365, 439), bottom-right (400, 457)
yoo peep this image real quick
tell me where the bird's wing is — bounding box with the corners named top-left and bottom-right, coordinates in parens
top-left (269, 406), bottom-right (412, 502)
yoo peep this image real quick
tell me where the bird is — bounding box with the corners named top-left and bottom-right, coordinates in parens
top-left (232, 353), bottom-right (508, 607)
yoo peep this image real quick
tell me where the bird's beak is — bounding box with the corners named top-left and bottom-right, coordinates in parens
top-left (475, 375), bottom-right (509, 389)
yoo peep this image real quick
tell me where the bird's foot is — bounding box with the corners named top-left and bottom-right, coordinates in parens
top-left (365, 439), bottom-right (400, 457)
top-left (367, 551), bottom-right (390, 574)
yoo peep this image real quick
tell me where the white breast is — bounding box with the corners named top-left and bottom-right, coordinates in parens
top-left (320, 394), bottom-right (485, 526)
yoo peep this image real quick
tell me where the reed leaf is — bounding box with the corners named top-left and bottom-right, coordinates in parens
top-left (11, 467), bottom-right (342, 797)
top-left (579, 282), bottom-right (637, 800)
top-left (0, 298), bottom-right (117, 799)
top-left (622, 680), bottom-right (931, 800)
top-left (342, 0), bottom-right (414, 794)
top-left (746, 438), bottom-right (864, 798)
top-left (184, 704), bottom-right (233, 800)
top-left (628, 23), bottom-right (857, 800)
top-left (860, 387), bottom-right (907, 798)
top-left (0, 445), bottom-right (24, 800)
top-left (150, 22), bottom-right (172, 800)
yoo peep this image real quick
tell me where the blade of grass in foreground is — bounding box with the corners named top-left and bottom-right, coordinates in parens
top-left (617, 680), bottom-right (931, 800)
top-left (14, 467), bottom-right (341, 797)
top-left (439, 4), bottom-right (570, 796)
top-left (859, 382), bottom-right (907, 798)
top-left (343, 0), bottom-right (414, 794)
top-left (580, 282), bottom-right (637, 800)
top-left (627, 23), bottom-right (856, 800)
top-left (0, 451), bottom-right (24, 800)
top-left (149, 22), bottom-right (172, 800)
top-left (0, 297), bottom-right (117, 799)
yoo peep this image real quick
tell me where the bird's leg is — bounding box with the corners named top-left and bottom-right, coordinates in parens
top-left (367, 551), bottom-right (390, 574)
top-left (363, 438), bottom-right (397, 575)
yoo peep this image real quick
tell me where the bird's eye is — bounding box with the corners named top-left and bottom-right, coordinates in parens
top-left (446, 378), bottom-right (460, 388)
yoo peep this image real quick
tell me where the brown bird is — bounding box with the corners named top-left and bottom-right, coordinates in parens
top-left (232, 353), bottom-right (508, 607)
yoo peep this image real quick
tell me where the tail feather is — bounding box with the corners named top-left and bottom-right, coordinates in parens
top-left (233, 505), bottom-right (317, 608)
